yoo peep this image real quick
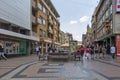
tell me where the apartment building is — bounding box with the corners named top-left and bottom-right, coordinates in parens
top-left (59, 30), bottom-right (66, 45)
top-left (0, 0), bottom-right (39, 55)
top-left (91, 0), bottom-right (120, 55)
top-left (32, 0), bottom-right (60, 54)
top-left (64, 33), bottom-right (73, 44)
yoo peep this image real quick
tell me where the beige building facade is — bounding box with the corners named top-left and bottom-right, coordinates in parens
top-left (32, 0), bottom-right (60, 54)
top-left (91, 0), bottom-right (120, 47)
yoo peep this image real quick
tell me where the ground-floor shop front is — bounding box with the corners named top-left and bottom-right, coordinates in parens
top-left (39, 39), bottom-right (61, 55)
top-left (93, 34), bottom-right (120, 55)
top-left (0, 35), bottom-right (31, 56)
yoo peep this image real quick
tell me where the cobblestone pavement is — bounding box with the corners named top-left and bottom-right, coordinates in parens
top-left (1, 55), bottom-right (120, 80)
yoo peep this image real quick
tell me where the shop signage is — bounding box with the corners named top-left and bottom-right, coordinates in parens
top-left (116, 0), bottom-right (120, 12)
top-left (116, 36), bottom-right (120, 56)
top-left (40, 37), bottom-right (44, 42)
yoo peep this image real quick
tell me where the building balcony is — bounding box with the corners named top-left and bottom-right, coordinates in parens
top-left (48, 19), bottom-right (54, 25)
top-left (37, 18), bottom-right (42, 24)
top-left (32, 31), bottom-right (38, 37)
top-left (37, 3), bottom-right (42, 10)
top-left (48, 29), bottom-right (54, 34)
top-left (32, 0), bottom-right (36, 9)
top-left (32, 15), bottom-right (36, 24)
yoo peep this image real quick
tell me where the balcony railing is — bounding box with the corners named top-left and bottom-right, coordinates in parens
top-left (37, 18), bottom-right (42, 24)
top-left (38, 3), bottom-right (42, 10)
top-left (32, 15), bottom-right (36, 24)
top-left (32, 32), bottom-right (38, 37)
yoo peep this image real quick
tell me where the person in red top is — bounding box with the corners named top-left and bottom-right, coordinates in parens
top-left (85, 46), bottom-right (91, 60)
top-left (79, 46), bottom-right (84, 57)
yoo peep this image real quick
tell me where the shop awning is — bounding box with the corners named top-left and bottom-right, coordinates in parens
top-left (61, 43), bottom-right (69, 47)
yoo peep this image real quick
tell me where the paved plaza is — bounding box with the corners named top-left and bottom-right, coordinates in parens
top-left (1, 54), bottom-right (120, 80)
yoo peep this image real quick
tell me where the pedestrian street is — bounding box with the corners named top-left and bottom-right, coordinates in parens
top-left (1, 55), bottom-right (120, 80)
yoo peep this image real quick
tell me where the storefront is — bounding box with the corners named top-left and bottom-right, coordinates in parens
top-left (0, 35), bottom-right (28, 55)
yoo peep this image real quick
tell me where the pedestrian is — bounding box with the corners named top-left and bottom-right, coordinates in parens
top-left (85, 46), bottom-right (91, 60)
top-left (0, 45), bottom-right (7, 60)
top-left (98, 45), bottom-right (102, 59)
top-left (36, 46), bottom-right (41, 60)
top-left (110, 45), bottom-right (116, 59)
top-left (90, 45), bottom-right (94, 60)
top-left (102, 46), bottom-right (106, 58)
top-left (79, 46), bottom-right (85, 60)
top-left (94, 46), bottom-right (98, 59)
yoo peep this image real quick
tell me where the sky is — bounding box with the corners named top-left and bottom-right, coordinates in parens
top-left (51, 0), bottom-right (100, 41)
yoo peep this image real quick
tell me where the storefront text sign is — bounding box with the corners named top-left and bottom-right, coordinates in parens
top-left (116, 36), bottom-right (120, 55)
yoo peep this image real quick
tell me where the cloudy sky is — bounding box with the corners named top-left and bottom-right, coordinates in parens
top-left (51, 0), bottom-right (99, 41)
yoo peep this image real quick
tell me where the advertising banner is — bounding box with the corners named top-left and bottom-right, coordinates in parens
top-left (116, 36), bottom-right (120, 56)
top-left (116, 0), bottom-right (120, 12)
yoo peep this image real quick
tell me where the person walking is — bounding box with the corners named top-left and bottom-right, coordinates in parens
top-left (36, 46), bottom-right (41, 60)
top-left (98, 45), bottom-right (102, 59)
top-left (85, 46), bottom-right (91, 60)
top-left (110, 45), bottom-right (116, 59)
top-left (79, 46), bottom-right (85, 60)
top-left (90, 45), bottom-right (94, 60)
top-left (94, 46), bottom-right (98, 59)
top-left (102, 46), bottom-right (106, 58)
top-left (0, 45), bottom-right (7, 60)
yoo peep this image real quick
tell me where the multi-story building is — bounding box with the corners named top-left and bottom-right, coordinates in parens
top-left (0, 0), bottom-right (39, 55)
top-left (91, 9), bottom-right (97, 43)
top-left (85, 25), bottom-right (92, 46)
top-left (59, 30), bottom-right (65, 45)
top-left (64, 33), bottom-right (73, 44)
top-left (82, 34), bottom-right (86, 45)
top-left (92, 0), bottom-right (120, 48)
top-left (32, 0), bottom-right (60, 54)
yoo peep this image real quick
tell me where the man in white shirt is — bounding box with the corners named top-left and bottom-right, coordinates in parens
top-left (110, 45), bottom-right (116, 59)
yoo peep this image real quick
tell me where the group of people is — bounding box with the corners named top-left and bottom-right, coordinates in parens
top-left (74, 44), bottom-right (116, 61)
top-left (74, 46), bottom-right (92, 61)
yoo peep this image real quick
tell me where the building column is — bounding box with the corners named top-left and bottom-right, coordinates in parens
top-left (41, 42), bottom-right (44, 55)
top-left (46, 43), bottom-right (48, 53)
top-left (27, 40), bottom-right (31, 55)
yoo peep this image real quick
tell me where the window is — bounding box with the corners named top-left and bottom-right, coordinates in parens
top-left (110, 4), bottom-right (112, 14)
top-left (38, 3), bottom-right (42, 10)
top-left (105, 9), bottom-right (109, 18)
top-left (40, 29), bottom-right (46, 37)
top-left (42, 31), bottom-right (46, 37)
top-left (54, 20), bottom-right (57, 25)
top-left (43, 19), bottom-right (46, 25)
top-left (38, 17), bottom-right (42, 24)
top-left (43, 7), bottom-right (46, 13)
top-left (54, 30), bottom-right (57, 34)
top-left (110, 20), bottom-right (113, 31)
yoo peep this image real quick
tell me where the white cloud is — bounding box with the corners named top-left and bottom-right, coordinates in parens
top-left (79, 16), bottom-right (89, 23)
top-left (69, 20), bottom-right (78, 24)
top-left (73, 35), bottom-right (81, 41)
